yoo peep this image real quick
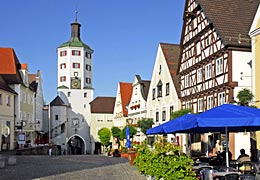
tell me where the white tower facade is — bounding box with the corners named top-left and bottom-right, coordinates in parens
top-left (56, 15), bottom-right (94, 154)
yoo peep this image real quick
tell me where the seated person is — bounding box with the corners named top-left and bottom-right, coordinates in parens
top-left (218, 149), bottom-right (232, 162)
top-left (237, 148), bottom-right (250, 164)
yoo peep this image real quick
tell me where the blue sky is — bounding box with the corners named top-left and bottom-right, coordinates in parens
top-left (0, 1), bottom-right (185, 103)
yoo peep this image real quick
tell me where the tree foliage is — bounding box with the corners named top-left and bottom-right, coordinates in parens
top-left (120, 125), bottom-right (137, 139)
top-left (111, 126), bottom-right (121, 139)
top-left (170, 108), bottom-right (193, 120)
top-left (236, 88), bottom-right (254, 106)
top-left (98, 127), bottom-right (111, 147)
top-left (137, 118), bottom-right (154, 135)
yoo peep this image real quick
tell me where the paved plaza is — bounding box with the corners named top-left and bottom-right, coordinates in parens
top-left (0, 154), bottom-right (146, 180)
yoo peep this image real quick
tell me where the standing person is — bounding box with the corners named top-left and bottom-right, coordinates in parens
top-left (49, 144), bottom-right (52, 157)
top-left (213, 140), bottom-right (221, 155)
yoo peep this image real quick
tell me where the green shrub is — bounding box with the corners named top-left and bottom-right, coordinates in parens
top-left (134, 141), bottom-right (197, 180)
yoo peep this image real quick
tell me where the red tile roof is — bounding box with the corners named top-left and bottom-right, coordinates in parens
top-left (186, 0), bottom-right (260, 48)
top-left (0, 48), bottom-right (20, 74)
top-left (0, 48), bottom-right (23, 84)
top-left (90, 96), bottom-right (116, 113)
top-left (21, 63), bottom-right (28, 70)
top-left (119, 82), bottom-right (133, 117)
top-left (160, 43), bottom-right (180, 96)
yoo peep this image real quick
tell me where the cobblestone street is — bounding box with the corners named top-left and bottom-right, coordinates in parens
top-left (0, 154), bottom-right (146, 180)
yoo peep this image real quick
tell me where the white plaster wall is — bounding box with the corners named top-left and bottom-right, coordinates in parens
top-left (147, 44), bottom-right (179, 125)
top-left (113, 83), bottom-right (125, 128)
top-left (232, 51), bottom-right (252, 100)
top-left (234, 133), bottom-right (251, 159)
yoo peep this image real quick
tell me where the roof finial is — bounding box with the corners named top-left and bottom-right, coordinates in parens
top-left (75, 0), bottom-right (78, 22)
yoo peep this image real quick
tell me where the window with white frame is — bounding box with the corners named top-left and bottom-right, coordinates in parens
top-left (60, 63), bottom-right (66, 69)
top-left (6, 95), bottom-right (11, 106)
top-left (60, 50), bottom-right (67, 57)
top-left (218, 92), bottom-right (225, 105)
top-left (0, 94), bottom-right (2, 105)
top-left (72, 50), bottom-right (81, 56)
top-left (72, 63), bottom-right (80, 68)
top-left (207, 96), bottom-right (214, 110)
top-left (162, 110), bottom-right (166, 121)
top-left (216, 57), bottom-right (223, 75)
top-left (156, 112), bottom-right (159, 122)
top-left (205, 64), bottom-right (212, 79)
top-left (86, 78), bottom-right (91, 84)
top-left (197, 68), bottom-right (203, 83)
top-left (166, 83), bottom-right (170, 95)
top-left (152, 88), bottom-right (155, 100)
top-left (86, 64), bottom-right (91, 71)
top-left (198, 98), bottom-right (203, 112)
top-left (185, 74), bottom-right (191, 87)
top-left (170, 106), bottom-right (174, 119)
top-left (186, 101), bottom-right (191, 109)
top-left (60, 76), bottom-right (66, 82)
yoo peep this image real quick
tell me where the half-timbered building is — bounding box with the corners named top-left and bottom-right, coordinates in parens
top-left (178, 0), bottom-right (260, 158)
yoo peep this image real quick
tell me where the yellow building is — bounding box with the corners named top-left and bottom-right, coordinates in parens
top-left (250, 5), bottom-right (260, 149)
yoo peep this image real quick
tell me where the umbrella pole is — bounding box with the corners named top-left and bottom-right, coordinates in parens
top-left (225, 127), bottom-right (229, 170)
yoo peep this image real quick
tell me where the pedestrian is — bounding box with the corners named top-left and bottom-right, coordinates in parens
top-left (49, 144), bottom-right (52, 157)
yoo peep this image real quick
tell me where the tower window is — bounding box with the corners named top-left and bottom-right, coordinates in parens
top-left (72, 50), bottom-right (81, 56)
top-left (60, 50), bottom-right (67, 57)
top-left (86, 52), bottom-right (91, 59)
top-left (86, 64), bottom-right (91, 71)
top-left (72, 63), bottom-right (80, 68)
top-left (84, 93), bottom-right (87, 98)
top-left (60, 76), bottom-right (66, 82)
top-left (60, 63), bottom-right (66, 69)
top-left (55, 115), bottom-right (58, 120)
top-left (86, 78), bottom-right (91, 84)
top-left (68, 92), bottom-right (71, 97)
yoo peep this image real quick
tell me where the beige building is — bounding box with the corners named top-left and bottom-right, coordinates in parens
top-left (90, 96), bottom-right (115, 154)
top-left (0, 75), bottom-right (17, 151)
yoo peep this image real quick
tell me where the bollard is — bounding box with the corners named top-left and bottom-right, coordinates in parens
top-left (0, 158), bottom-right (5, 168)
top-left (7, 156), bottom-right (16, 165)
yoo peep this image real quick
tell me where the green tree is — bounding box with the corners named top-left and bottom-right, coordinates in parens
top-left (236, 88), bottom-right (254, 106)
top-left (170, 108), bottom-right (193, 120)
top-left (98, 127), bottom-right (111, 147)
top-left (120, 125), bottom-right (137, 139)
top-left (111, 126), bottom-right (121, 139)
top-left (137, 118), bottom-right (154, 135)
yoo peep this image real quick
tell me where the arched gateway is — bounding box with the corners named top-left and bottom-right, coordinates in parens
top-left (67, 135), bottom-right (86, 155)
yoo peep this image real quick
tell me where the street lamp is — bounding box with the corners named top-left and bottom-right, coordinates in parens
top-left (126, 118), bottom-right (133, 125)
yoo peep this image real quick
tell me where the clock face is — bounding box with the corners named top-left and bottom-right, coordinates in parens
top-left (71, 78), bottom-right (81, 89)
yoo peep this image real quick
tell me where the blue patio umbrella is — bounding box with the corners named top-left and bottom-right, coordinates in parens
top-left (146, 113), bottom-right (197, 135)
top-left (126, 126), bottom-right (131, 148)
top-left (147, 104), bottom-right (260, 168)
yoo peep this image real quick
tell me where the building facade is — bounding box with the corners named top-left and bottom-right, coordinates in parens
top-left (90, 96), bottom-right (115, 154)
top-left (50, 14), bottom-right (94, 154)
top-left (127, 75), bottom-right (150, 143)
top-left (250, 5), bottom-right (260, 150)
top-left (178, 0), bottom-right (259, 158)
top-left (113, 82), bottom-right (133, 129)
